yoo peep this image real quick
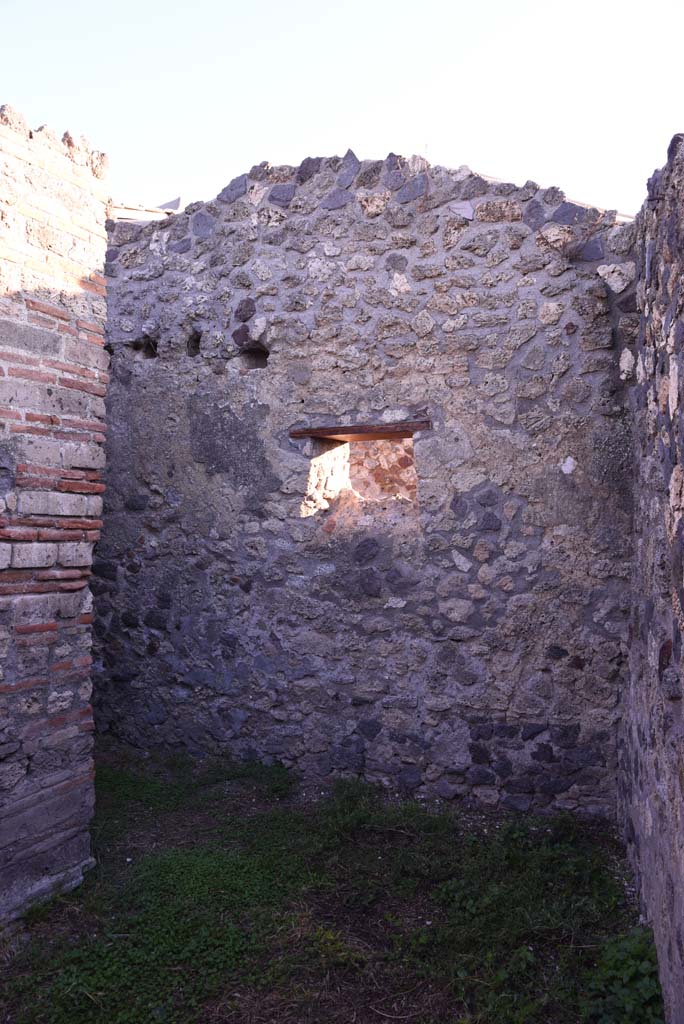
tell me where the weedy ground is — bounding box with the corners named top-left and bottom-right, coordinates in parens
top-left (0, 747), bottom-right (664, 1024)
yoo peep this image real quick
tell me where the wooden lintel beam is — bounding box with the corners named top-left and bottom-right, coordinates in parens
top-left (289, 420), bottom-right (431, 442)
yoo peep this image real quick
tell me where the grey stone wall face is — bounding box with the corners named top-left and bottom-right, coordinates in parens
top-left (96, 152), bottom-right (635, 818)
top-left (621, 135), bottom-right (684, 1024)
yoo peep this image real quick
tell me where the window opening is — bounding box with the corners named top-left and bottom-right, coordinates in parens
top-left (292, 419), bottom-right (429, 521)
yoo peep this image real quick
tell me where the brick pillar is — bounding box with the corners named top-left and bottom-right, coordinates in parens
top-left (0, 105), bottom-right (109, 925)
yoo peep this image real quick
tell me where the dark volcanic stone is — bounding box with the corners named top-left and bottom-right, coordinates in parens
top-left (354, 538), bottom-right (380, 564)
top-left (386, 253), bottom-right (408, 272)
top-left (521, 722), bottom-right (546, 741)
top-left (235, 298), bottom-right (257, 322)
top-left (357, 718), bottom-right (382, 740)
top-left (331, 736), bottom-right (365, 772)
top-left (552, 201), bottom-right (591, 225)
top-left (232, 324), bottom-right (251, 350)
top-left (356, 161), bottom-right (383, 188)
top-left (124, 493), bottom-right (149, 511)
top-left (384, 170), bottom-right (405, 191)
top-left (523, 199), bottom-right (546, 230)
top-left (492, 757), bottom-right (513, 778)
top-left (169, 237), bottom-right (192, 254)
top-left (661, 667), bottom-right (682, 700)
top-left (493, 723), bottom-right (518, 738)
top-left (397, 174), bottom-right (427, 204)
top-left (320, 188), bottom-right (354, 211)
top-left (469, 741), bottom-right (491, 764)
top-left (93, 560), bottom-right (117, 581)
top-left (478, 512), bottom-right (502, 531)
top-left (504, 775), bottom-right (536, 794)
top-left (390, 730), bottom-right (430, 750)
top-left (297, 157), bottom-right (322, 184)
top-left (191, 212), bottom-right (215, 239)
top-left (475, 488), bottom-right (499, 506)
top-left (537, 774), bottom-right (573, 795)
top-left (187, 392), bottom-right (279, 493)
top-left (142, 700), bottom-right (166, 726)
top-left (502, 793), bottom-right (533, 812)
top-left (385, 566), bottom-right (417, 593)
top-left (144, 608), bottom-right (168, 631)
top-left (561, 747), bottom-right (604, 770)
top-left (218, 174), bottom-right (248, 203)
top-left (398, 765), bottom-right (423, 791)
top-left (337, 149), bottom-right (361, 188)
top-left (578, 236), bottom-right (604, 261)
top-left (359, 569), bottom-right (382, 597)
top-left (451, 494), bottom-right (469, 517)
top-left (550, 723), bottom-right (581, 748)
top-left (269, 182), bottom-right (296, 208)
top-left (248, 162), bottom-right (270, 181)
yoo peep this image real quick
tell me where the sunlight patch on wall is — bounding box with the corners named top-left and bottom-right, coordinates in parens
top-left (300, 438), bottom-right (418, 519)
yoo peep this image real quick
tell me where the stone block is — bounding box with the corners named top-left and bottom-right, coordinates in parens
top-left (17, 491), bottom-right (89, 517)
top-left (0, 543), bottom-right (10, 569)
top-left (0, 318), bottom-right (61, 360)
top-left (11, 543), bottom-right (58, 568)
top-left (58, 542), bottom-right (92, 567)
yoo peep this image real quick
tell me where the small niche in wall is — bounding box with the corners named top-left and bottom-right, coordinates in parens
top-left (128, 335), bottom-right (158, 359)
top-left (186, 329), bottom-right (202, 357)
top-left (232, 325), bottom-right (269, 370)
top-left (240, 347), bottom-right (269, 370)
top-left (291, 419), bottom-right (429, 521)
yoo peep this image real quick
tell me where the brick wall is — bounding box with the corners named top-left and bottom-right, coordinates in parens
top-left (0, 105), bottom-right (109, 925)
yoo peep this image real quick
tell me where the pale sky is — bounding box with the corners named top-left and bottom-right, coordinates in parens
top-left (2, 0), bottom-right (682, 216)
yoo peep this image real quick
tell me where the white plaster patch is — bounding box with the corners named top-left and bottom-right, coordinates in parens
top-left (669, 359), bottom-right (679, 419)
top-left (597, 261), bottom-right (636, 294)
top-left (637, 353), bottom-right (646, 385)
top-left (252, 259), bottom-right (272, 281)
top-left (407, 154), bottom-right (429, 174)
top-left (560, 456), bottom-right (576, 475)
top-left (449, 199), bottom-right (474, 220)
top-left (248, 183), bottom-right (268, 206)
top-left (308, 258), bottom-right (334, 282)
top-left (619, 348), bottom-right (635, 381)
top-left (249, 316), bottom-right (267, 342)
top-left (539, 301), bottom-right (564, 326)
top-left (412, 309), bottom-right (435, 337)
top-left (452, 551), bottom-right (472, 573)
top-left (390, 272), bottom-right (411, 295)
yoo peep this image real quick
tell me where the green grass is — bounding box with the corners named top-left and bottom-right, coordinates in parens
top-left (2, 761), bottom-right (664, 1024)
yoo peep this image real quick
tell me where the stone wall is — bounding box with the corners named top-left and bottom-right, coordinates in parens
top-left (621, 135), bottom-right (684, 1023)
top-left (95, 152), bottom-right (636, 818)
top-left (0, 106), bottom-right (109, 925)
